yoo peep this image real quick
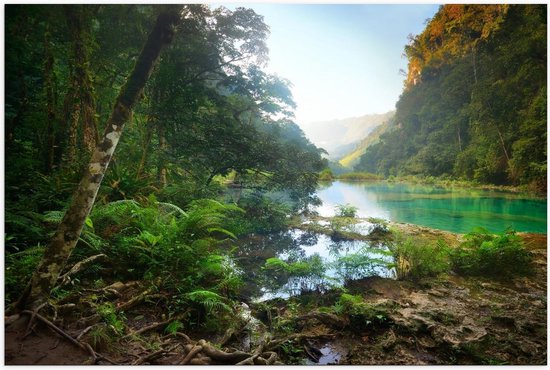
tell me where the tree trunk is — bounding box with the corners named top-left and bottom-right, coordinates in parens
top-left (457, 124), bottom-right (462, 152)
top-left (496, 125), bottom-right (510, 163)
top-left (43, 25), bottom-right (57, 173)
top-left (16, 7), bottom-right (182, 311)
top-left (6, 69), bottom-right (28, 150)
top-left (158, 123), bottom-right (168, 187)
top-left (136, 116), bottom-right (155, 180)
top-left (64, 5), bottom-right (100, 160)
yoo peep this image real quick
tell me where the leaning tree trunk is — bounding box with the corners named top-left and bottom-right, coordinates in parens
top-left (16, 7), bottom-right (182, 311)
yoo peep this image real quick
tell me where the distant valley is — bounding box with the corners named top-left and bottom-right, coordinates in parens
top-left (299, 111), bottom-right (394, 164)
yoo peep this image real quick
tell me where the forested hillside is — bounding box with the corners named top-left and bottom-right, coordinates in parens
top-left (339, 115), bottom-right (395, 168)
top-left (356, 5), bottom-right (546, 191)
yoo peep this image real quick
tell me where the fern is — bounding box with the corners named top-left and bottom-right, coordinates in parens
top-left (185, 290), bottom-right (231, 313)
top-left (43, 210), bottom-right (65, 224)
top-left (156, 201), bottom-right (187, 217)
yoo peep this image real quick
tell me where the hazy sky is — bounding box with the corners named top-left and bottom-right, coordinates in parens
top-left (224, 3), bottom-right (440, 125)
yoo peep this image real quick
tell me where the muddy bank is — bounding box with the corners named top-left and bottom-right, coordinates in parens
top-left (251, 230), bottom-right (546, 365)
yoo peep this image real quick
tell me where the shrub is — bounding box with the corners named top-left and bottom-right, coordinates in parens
top-left (449, 227), bottom-right (532, 278)
top-left (5, 245), bottom-right (44, 304)
top-left (262, 254), bottom-right (328, 294)
top-left (88, 198), bottom-right (245, 300)
top-left (338, 172), bottom-right (382, 181)
top-left (388, 235), bottom-right (450, 280)
top-left (334, 293), bottom-right (389, 328)
top-left (335, 203), bottom-right (358, 218)
top-left (318, 168), bottom-right (334, 181)
top-left (226, 194), bottom-right (291, 235)
top-left (333, 246), bottom-right (393, 280)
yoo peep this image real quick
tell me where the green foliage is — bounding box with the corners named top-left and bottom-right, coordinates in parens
top-left (184, 290), bottom-right (231, 314)
top-left (318, 168), bottom-right (334, 181)
top-left (87, 324), bottom-right (113, 352)
top-left (449, 227), bottom-right (532, 278)
top-left (226, 194), bottom-right (291, 235)
top-left (337, 172), bottom-right (383, 181)
top-left (333, 246), bottom-right (392, 280)
top-left (334, 293), bottom-right (389, 328)
top-left (262, 254), bottom-right (328, 294)
top-left (97, 302), bottom-right (126, 335)
top-left (357, 5), bottom-right (546, 190)
top-left (388, 235), bottom-right (450, 280)
top-left (334, 203), bottom-right (358, 218)
top-left (87, 198), bottom-right (245, 303)
top-left (5, 245), bottom-right (44, 304)
top-left (279, 340), bottom-right (305, 364)
top-left (164, 320), bottom-right (184, 335)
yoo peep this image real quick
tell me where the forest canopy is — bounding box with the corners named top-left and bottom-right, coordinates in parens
top-left (5, 4), bottom-right (325, 245)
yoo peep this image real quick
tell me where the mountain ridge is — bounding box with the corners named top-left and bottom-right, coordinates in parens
top-left (299, 111), bottom-right (394, 159)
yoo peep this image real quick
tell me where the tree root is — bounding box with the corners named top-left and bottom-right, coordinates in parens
top-left (21, 310), bottom-right (90, 356)
top-left (116, 291), bottom-right (166, 312)
top-left (175, 339), bottom-right (279, 365)
top-left (58, 254), bottom-right (108, 287)
top-left (22, 303), bottom-right (48, 339)
top-left (218, 321), bottom-right (248, 347)
top-left (133, 344), bottom-right (179, 365)
top-left (161, 331), bottom-right (193, 344)
top-left (20, 310), bottom-right (119, 365)
top-left (123, 313), bottom-right (186, 339)
top-left (179, 342), bottom-right (204, 364)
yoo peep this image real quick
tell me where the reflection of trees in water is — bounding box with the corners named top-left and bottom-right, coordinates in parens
top-left (229, 229), bottom-right (393, 300)
top-left (327, 239), bottom-right (362, 258)
top-left (229, 230), bottom-right (316, 298)
top-left (332, 247), bottom-right (394, 282)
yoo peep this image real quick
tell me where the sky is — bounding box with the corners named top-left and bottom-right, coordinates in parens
top-left (223, 3), bottom-right (440, 125)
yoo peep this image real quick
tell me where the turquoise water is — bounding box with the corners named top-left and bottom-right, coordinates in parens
top-left (316, 181), bottom-right (547, 234)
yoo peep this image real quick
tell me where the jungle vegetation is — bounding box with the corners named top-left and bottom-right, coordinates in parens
top-left (5, 4), bottom-right (325, 310)
top-left (356, 5), bottom-right (547, 192)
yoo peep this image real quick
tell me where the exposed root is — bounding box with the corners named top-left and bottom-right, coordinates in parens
top-left (116, 290), bottom-right (165, 312)
top-left (133, 344), bottom-right (179, 365)
top-left (22, 310), bottom-right (82, 348)
top-left (218, 318), bottom-right (249, 347)
top-left (161, 331), bottom-right (194, 344)
top-left (179, 342), bottom-right (204, 364)
top-left (123, 313), bottom-right (185, 339)
top-left (76, 325), bottom-right (95, 341)
top-left (58, 254), bottom-right (108, 287)
top-left (23, 303), bottom-right (48, 339)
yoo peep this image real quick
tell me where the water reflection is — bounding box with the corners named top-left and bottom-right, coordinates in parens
top-left (233, 229), bottom-right (393, 301)
top-left (316, 181), bottom-right (547, 234)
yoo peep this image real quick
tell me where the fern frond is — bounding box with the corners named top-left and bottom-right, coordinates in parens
top-left (185, 290), bottom-right (231, 313)
top-left (156, 202), bottom-right (187, 217)
top-left (43, 210), bottom-right (65, 224)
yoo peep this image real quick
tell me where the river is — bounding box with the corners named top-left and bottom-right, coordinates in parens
top-left (316, 181), bottom-right (547, 234)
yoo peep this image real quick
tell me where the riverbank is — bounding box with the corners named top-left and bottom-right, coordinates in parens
top-left (321, 173), bottom-right (546, 199)
top-left (5, 216), bottom-right (547, 365)
top-left (249, 217), bottom-right (547, 364)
